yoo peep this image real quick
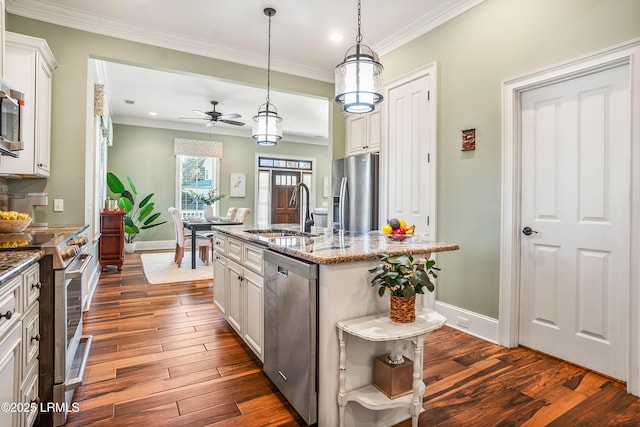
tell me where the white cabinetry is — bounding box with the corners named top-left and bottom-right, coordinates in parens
top-left (212, 232), bottom-right (264, 360)
top-left (0, 261), bottom-right (41, 427)
top-left (1, 32), bottom-right (57, 177)
top-left (346, 110), bottom-right (381, 155)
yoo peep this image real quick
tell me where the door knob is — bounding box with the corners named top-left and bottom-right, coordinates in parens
top-left (522, 226), bottom-right (538, 236)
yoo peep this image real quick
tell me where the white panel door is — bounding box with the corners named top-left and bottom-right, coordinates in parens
top-left (386, 73), bottom-right (432, 234)
top-left (519, 64), bottom-right (630, 380)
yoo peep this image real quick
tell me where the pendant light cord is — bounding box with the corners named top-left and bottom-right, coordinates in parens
top-left (266, 11), bottom-right (273, 104)
top-left (356, 0), bottom-right (362, 44)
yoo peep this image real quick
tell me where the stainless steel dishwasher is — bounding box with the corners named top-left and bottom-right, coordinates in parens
top-left (263, 250), bottom-right (318, 425)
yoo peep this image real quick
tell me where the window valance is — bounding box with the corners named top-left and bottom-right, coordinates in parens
top-left (174, 138), bottom-right (223, 158)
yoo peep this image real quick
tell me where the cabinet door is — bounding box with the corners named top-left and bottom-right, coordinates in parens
top-left (0, 324), bottom-right (22, 427)
top-left (35, 55), bottom-right (53, 176)
top-left (243, 269), bottom-right (263, 359)
top-left (225, 260), bottom-right (243, 334)
top-left (0, 43), bottom-right (36, 176)
top-left (346, 114), bottom-right (366, 155)
top-left (213, 254), bottom-right (227, 315)
top-left (367, 110), bottom-right (382, 151)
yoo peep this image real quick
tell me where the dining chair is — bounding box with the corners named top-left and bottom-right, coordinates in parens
top-left (168, 207), bottom-right (210, 267)
top-left (225, 207), bottom-right (238, 221)
top-left (233, 208), bottom-right (252, 224)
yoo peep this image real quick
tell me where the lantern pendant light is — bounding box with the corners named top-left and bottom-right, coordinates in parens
top-left (252, 7), bottom-right (282, 146)
top-left (335, 0), bottom-right (383, 114)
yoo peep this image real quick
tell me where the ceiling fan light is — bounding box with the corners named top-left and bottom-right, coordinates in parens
top-left (335, 43), bottom-right (383, 114)
top-left (252, 102), bottom-right (282, 146)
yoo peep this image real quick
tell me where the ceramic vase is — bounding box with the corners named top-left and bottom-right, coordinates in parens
top-left (203, 204), bottom-right (215, 221)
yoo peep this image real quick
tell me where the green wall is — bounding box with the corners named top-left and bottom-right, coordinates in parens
top-left (108, 124), bottom-right (330, 242)
top-left (6, 0), bottom-right (640, 319)
top-left (381, 0), bottom-right (640, 318)
top-left (5, 14), bottom-right (341, 228)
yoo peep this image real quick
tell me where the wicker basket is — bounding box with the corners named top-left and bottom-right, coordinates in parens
top-left (390, 295), bottom-right (416, 323)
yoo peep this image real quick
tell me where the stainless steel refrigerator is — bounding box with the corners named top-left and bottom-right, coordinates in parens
top-left (332, 153), bottom-right (379, 232)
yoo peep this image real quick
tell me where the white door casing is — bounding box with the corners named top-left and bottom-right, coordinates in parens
top-left (381, 63), bottom-right (437, 238)
top-left (518, 64), bottom-right (630, 380)
top-left (500, 39), bottom-right (640, 394)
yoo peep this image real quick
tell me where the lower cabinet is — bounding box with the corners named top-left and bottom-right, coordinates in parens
top-left (212, 233), bottom-right (264, 360)
top-left (0, 261), bottom-right (40, 427)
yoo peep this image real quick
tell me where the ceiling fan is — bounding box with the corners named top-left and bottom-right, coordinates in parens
top-left (181, 100), bottom-right (245, 127)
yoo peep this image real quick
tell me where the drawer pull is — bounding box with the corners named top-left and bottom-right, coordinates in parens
top-left (31, 333), bottom-right (41, 343)
top-left (0, 310), bottom-right (12, 320)
top-left (30, 396), bottom-right (40, 406)
top-left (32, 282), bottom-right (42, 290)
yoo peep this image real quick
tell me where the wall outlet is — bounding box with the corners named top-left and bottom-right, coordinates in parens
top-left (53, 199), bottom-right (64, 212)
top-left (457, 316), bottom-right (470, 329)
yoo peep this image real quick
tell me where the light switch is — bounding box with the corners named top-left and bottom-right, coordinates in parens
top-left (53, 199), bottom-right (64, 212)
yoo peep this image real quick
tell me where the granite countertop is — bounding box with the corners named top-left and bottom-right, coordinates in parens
top-left (0, 250), bottom-right (43, 283)
top-left (212, 224), bottom-right (459, 265)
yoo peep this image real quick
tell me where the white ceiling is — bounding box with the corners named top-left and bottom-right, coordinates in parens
top-left (7, 0), bottom-right (484, 143)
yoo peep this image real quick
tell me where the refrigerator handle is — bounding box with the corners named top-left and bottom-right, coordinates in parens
top-left (338, 177), bottom-right (347, 230)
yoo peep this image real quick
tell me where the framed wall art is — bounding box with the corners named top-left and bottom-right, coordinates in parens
top-left (230, 173), bottom-right (246, 197)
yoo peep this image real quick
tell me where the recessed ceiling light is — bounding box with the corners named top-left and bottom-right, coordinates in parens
top-left (329, 32), bottom-right (343, 43)
top-left (125, 99), bottom-right (135, 105)
top-left (148, 112), bottom-right (158, 116)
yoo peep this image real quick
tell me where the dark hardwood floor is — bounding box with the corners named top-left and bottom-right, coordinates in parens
top-left (65, 251), bottom-right (640, 426)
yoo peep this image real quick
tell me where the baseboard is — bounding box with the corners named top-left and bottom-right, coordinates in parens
top-left (132, 240), bottom-right (175, 251)
top-left (434, 300), bottom-right (499, 344)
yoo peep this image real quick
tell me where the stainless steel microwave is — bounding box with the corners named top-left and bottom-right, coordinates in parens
top-left (0, 88), bottom-right (24, 157)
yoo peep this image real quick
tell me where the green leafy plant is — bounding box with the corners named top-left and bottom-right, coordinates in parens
top-left (369, 254), bottom-right (440, 298)
top-left (106, 172), bottom-right (167, 243)
top-left (189, 188), bottom-right (227, 205)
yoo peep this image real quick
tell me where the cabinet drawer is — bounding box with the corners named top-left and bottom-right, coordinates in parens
top-left (244, 244), bottom-right (264, 275)
top-left (21, 363), bottom-right (39, 427)
top-left (22, 303), bottom-right (39, 371)
top-left (23, 263), bottom-right (40, 312)
top-left (227, 237), bottom-right (243, 263)
top-left (0, 276), bottom-right (21, 337)
top-left (213, 234), bottom-right (227, 255)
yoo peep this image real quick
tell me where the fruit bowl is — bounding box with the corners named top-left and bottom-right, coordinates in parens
top-left (0, 219), bottom-right (32, 233)
top-left (385, 234), bottom-right (413, 242)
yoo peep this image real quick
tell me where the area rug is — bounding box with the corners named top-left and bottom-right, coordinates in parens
top-left (140, 251), bottom-right (212, 284)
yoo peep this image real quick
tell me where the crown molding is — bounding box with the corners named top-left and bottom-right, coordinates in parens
top-left (6, 0), bottom-right (334, 82)
top-left (6, 0), bottom-right (483, 84)
top-left (112, 116), bottom-right (328, 146)
top-left (375, 0), bottom-right (486, 57)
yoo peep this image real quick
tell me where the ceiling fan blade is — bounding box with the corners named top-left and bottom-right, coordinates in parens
top-left (192, 110), bottom-right (212, 118)
top-left (218, 113), bottom-right (241, 120)
top-left (219, 119), bottom-right (245, 126)
top-left (179, 117), bottom-right (209, 120)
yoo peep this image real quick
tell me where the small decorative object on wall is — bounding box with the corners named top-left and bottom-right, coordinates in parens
top-left (462, 128), bottom-right (476, 151)
top-left (230, 173), bottom-right (246, 197)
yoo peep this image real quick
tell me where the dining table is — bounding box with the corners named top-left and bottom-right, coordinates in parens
top-left (182, 219), bottom-right (242, 269)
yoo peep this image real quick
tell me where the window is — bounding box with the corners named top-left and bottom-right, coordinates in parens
top-left (176, 155), bottom-right (221, 217)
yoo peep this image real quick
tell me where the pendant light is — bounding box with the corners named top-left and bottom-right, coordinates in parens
top-left (335, 0), bottom-right (383, 114)
top-left (252, 7), bottom-right (282, 146)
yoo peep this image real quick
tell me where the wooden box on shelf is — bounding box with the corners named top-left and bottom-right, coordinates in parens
top-left (99, 209), bottom-right (125, 272)
top-left (372, 354), bottom-right (413, 399)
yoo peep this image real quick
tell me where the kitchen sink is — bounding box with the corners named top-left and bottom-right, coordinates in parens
top-left (245, 229), bottom-right (321, 238)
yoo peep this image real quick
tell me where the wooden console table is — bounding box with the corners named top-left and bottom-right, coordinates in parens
top-left (336, 308), bottom-right (447, 427)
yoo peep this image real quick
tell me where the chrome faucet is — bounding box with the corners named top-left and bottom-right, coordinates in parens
top-left (289, 182), bottom-right (314, 233)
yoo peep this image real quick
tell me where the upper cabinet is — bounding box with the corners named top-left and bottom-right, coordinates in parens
top-left (0, 32), bottom-right (57, 177)
top-left (345, 110), bottom-right (381, 156)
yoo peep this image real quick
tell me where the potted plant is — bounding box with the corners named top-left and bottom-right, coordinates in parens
top-left (369, 253), bottom-right (440, 323)
top-left (189, 188), bottom-right (227, 221)
top-left (106, 172), bottom-right (167, 252)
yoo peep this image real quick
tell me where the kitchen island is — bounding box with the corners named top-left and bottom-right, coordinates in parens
top-left (212, 224), bottom-right (459, 426)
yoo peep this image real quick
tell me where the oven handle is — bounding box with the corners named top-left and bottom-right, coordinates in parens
top-left (67, 254), bottom-right (92, 279)
top-left (65, 335), bottom-right (92, 391)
